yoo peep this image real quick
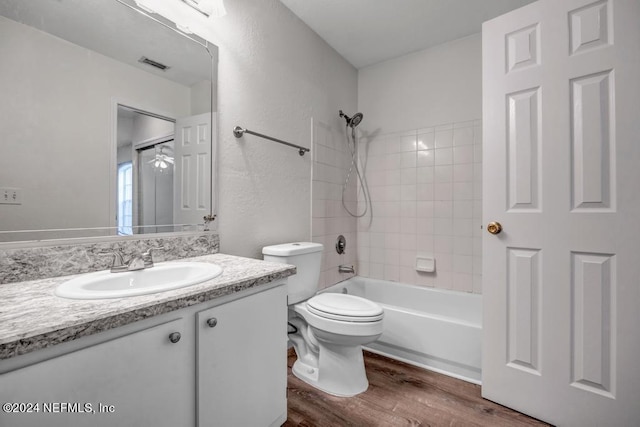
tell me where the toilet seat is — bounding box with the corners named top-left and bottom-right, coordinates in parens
top-left (307, 293), bottom-right (384, 322)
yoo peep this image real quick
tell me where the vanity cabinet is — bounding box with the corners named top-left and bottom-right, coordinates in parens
top-left (0, 318), bottom-right (192, 427)
top-left (196, 285), bottom-right (287, 427)
top-left (0, 283), bottom-right (287, 427)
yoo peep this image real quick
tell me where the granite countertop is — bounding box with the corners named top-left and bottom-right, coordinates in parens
top-left (0, 254), bottom-right (295, 360)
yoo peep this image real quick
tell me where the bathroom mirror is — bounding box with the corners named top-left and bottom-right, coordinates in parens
top-left (0, 0), bottom-right (218, 243)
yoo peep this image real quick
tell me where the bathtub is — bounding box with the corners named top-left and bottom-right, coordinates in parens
top-left (324, 277), bottom-right (482, 384)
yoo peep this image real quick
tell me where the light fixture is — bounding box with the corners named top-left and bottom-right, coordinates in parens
top-left (181, 0), bottom-right (226, 18)
top-left (175, 23), bottom-right (194, 34)
top-left (134, 0), bottom-right (156, 14)
top-left (148, 147), bottom-right (174, 171)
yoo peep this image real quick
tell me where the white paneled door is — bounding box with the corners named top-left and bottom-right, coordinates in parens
top-left (174, 112), bottom-right (212, 226)
top-left (482, 0), bottom-right (639, 425)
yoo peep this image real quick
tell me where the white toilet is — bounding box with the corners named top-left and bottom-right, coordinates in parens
top-left (263, 242), bottom-right (384, 397)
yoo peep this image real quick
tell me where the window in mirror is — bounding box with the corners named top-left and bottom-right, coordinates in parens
top-left (117, 162), bottom-right (133, 236)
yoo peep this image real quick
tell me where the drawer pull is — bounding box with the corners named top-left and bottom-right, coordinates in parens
top-left (169, 332), bottom-right (181, 343)
top-left (207, 318), bottom-right (218, 328)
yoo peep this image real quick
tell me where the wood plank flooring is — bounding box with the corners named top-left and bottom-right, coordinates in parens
top-left (284, 349), bottom-right (551, 427)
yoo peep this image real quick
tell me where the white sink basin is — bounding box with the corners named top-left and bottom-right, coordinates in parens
top-left (55, 262), bottom-right (223, 300)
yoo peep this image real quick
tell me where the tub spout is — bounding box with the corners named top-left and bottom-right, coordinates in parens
top-left (339, 265), bottom-right (355, 274)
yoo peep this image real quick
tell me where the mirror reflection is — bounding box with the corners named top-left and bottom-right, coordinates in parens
top-left (116, 106), bottom-right (175, 236)
top-left (0, 0), bottom-right (218, 242)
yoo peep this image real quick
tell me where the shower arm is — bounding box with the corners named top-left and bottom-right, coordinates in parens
top-left (233, 126), bottom-right (310, 156)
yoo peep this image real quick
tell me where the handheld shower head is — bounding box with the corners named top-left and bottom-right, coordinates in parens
top-left (350, 112), bottom-right (363, 127)
top-left (339, 110), bottom-right (364, 128)
top-left (338, 109), bottom-right (371, 219)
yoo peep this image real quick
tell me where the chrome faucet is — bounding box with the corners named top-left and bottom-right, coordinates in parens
top-left (107, 247), bottom-right (163, 273)
top-left (338, 265), bottom-right (355, 274)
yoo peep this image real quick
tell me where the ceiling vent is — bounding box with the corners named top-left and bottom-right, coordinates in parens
top-left (138, 56), bottom-right (170, 71)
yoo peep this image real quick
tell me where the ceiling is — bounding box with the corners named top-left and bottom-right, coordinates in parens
top-left (280, 0), bottom-right (537, 69)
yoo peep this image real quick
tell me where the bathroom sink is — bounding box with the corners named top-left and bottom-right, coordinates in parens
top-left (55, 262), bottom-right (223, 300)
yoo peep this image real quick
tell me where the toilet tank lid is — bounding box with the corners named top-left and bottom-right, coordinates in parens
top-left (262, 242), bottom-right (323, 256)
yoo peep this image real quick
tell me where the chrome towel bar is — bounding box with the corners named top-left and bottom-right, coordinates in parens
top-left (233, 126), bottom-right (310, 156)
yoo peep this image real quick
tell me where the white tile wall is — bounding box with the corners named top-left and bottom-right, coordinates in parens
top-left (357, 119), bottom-right (483, 293)
top-left (311, 120), bottom-right (358, 289)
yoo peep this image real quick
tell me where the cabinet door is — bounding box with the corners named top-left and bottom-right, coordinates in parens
top-left (197, 285), bottom-right (287, 427)
top-left (0, 318), bottom-right (192, 427)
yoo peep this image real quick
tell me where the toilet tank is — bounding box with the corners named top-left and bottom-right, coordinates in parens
top-left (262, 242), bottom-right (323, 305)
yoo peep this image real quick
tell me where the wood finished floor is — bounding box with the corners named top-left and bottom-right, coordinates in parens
top-left (284, 349), bottom-right (551, 427)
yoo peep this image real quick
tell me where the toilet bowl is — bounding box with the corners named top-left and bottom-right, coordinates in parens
top-left (263, 242), bottom-right (384, 397)
top-left (290, 293), bottom-right (383, 396)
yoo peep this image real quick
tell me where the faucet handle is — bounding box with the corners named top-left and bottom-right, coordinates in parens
top-left (100, 250), bottom-right (126, 272)
top-left (142, 246), bottom-right (165, 267)
top-left (112, 250), bottom-right (125, 266)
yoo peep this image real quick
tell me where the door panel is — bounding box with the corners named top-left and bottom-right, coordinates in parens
top-left (570, 251), bottom-right (615, 398)
top-left (507, 88), bottom-right (541, 211)
top-left (482, 0), bottom-right (640, 425)
top-left (174, 112), bottom-right (212, 226)
top-left (506, 247), bottom-right (541, 374)
top-left (570, 71), bottom-right (614, 211)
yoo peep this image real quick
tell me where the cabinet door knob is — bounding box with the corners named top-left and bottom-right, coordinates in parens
top-left (207, 318), bottom-right (218, 328)
top-left (168, 332), bottom-right (181, 343)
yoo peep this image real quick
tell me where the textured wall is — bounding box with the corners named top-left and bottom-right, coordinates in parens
top-left (358, 34), bottom-right (482, 134)
top-left (204, 0), bottom-right (358, 258)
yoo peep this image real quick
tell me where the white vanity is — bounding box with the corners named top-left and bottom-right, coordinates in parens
top-left (0, 254), bottom-right (294, 427)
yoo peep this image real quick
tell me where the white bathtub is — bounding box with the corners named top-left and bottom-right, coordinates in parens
top-left (324, 277), bottom-right (482, 384)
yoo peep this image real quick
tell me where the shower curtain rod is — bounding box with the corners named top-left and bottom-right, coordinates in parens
top-left (233, 126), bottom-right (310, 156)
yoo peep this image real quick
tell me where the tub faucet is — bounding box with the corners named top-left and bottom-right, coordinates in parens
top-left (339, 265), bottom-right (355, 274)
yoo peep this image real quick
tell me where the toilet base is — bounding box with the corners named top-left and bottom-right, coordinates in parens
top-left (292, 342), bottom-right (369, 397)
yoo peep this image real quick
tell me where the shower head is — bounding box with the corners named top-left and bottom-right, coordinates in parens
top-left (350, 112), bottom-right (363, 127)
top-left (339, 110), bottom-right (364, 128)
